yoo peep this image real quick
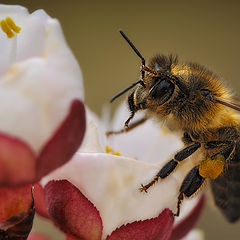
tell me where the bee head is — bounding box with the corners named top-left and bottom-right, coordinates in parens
top-left (111, 30), bottom-right (240, 132)
top-left (127, 71), bottom-right (177, 114)
top-left (110, 31), bottom-right (189, 126)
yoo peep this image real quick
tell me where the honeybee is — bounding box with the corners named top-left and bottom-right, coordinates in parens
top-left (108, 30), bottom-right (240, 222)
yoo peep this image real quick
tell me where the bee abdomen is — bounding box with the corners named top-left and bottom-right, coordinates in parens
top-left (211, 143), bottom-right (240, 222)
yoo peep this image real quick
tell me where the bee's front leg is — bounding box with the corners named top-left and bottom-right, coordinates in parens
top-left (106, 117), bottom-right (147, 136)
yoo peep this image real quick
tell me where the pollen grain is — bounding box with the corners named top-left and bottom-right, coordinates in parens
top-left (105, 145), bottom-right (121, 156)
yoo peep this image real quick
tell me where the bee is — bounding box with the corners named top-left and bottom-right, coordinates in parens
top-left (108, 30), bottom-right (240, 222)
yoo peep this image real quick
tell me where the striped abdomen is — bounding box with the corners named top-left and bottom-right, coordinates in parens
top-left (211, 142), bottom-right (240, 222)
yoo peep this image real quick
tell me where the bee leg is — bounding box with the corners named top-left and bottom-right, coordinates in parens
top-left (124, 111), bottom-right (135, 128)
top-left (175, 193), bottom-right (184, 217)
top-left (140, 142), bottom-right (201, 192)
top-left (175, 142), bottom-right (235, 216)
top-left (106, 117), bottom-right (147, 136)
top-left (205, 140), bottom-right (234, 150)
top-left (174, 165), bottom-right (205, 216)
top-left (211, 141), bottom-right (235, 159)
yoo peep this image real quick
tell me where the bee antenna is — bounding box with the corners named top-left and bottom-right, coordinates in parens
top-left (110, 80), bottom-right (143, 103)
top-left (119, 30), bottom-right (145, 66)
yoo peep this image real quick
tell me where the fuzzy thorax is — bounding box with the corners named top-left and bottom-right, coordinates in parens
top-left (150, 61), bottom-right (238, 132)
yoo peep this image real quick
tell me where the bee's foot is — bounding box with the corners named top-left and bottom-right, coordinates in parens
top-left (173, 211), bottom-right (180, 217)
top-left (139, 184), bottom-right (148, 193)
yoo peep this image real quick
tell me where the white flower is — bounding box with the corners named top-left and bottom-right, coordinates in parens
top-left (42, 104), bottom-right (204, 240)
top-left (0, 4), bottom-right (85, 186)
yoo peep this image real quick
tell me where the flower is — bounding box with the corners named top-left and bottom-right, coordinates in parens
top-left (0, 4), bottom-right (85, 187)
top-left (36, 104), bottom-right (205, 240)
top-left (0, 184), bottom-right (34, 239)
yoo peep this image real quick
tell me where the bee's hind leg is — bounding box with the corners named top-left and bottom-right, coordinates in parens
top-left (174, 165), bottom-right (205, 216)
top-left (175, 141), bottom-right (235, 216)
top-left (106, 117), bottom-right (147, 136)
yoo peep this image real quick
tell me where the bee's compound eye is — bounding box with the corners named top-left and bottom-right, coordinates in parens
top-left (150, 79), bottom-right (175, 104)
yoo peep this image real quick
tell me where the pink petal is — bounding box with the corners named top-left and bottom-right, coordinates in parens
top-left (106, 209), bottom-right (174, 240)
top-left (65, 236), bottom-right (79, 240)
top-left (33, 183), bottom-right (49, 219)
top-left (36, 100), bottom-right (86, 179)
top-left (44, 180), bottom-right (103, 240)
top-left (28, 233), bottom-right (52, 240)
top-left (169, 195), bottom-right (205, 240)
top-left (0, 185), bottom-right (34, 239)
top-left (0, 100), bottom-right (85, 187)
top-left (0, 134), bottom-right (36, 187)
top-left (0, 185), bottom-right (32, 222)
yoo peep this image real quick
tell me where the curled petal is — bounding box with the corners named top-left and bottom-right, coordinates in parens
top-left (0, 185), bottom-right (32, 222)
top-left (65, 236), bottom-right (79, 240)
top-left (44, 180), bottom-right (103, 240)
top-left (0, 99), bottom-right (85, 187)
top-left (0, 185), bottom-right (34, 239)
top-left (33, 183), bottom-right (49, 219)
top-left (0, 134), bottom-right (36, 186)
top-left (106, 209), bottom-right (174, 240)
top-left (36, 99), bottom-right (86, 179)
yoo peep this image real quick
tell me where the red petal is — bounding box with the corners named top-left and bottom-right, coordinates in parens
top-left (36, 100), bottom-right (86, 179)
top-left (0, 99), bottom-right (85, 187)
top-left (33, 183), bottom-right (49, 219)
top-left (44, 180), bottom-right (103, 240)
top-left (0, 185), bottom-right (34, 239)
top-left (65, 235), bottom-right (79, 240)
top-left (0, 134), bottom-right (36, 187)
top-left (28, 233), bottom-right (52, 240)
top-left (169, 195), bottom-right (205, 240)
top-left (106, 209), bottom-right (174, 240)
top-left (0, 185), bottom-right (32, 222)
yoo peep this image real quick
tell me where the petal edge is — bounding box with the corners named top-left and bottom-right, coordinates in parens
top-left (36, 99), bottom-right (86, 179)
top-left (44, 179), bottom-right (103, 240)
top-left (106, 209), bottom-right (174, 240)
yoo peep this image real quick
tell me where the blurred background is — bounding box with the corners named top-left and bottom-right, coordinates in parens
top-left (1, 0), bottom-right (240, 239)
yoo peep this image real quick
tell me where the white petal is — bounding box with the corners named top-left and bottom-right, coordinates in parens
top-left (0, 5), bottom-right (28, 75)
top-left (0, 5), bottom-right (83, 153)
top-left (174, 194), bottom-right (201, 225)
top-left (182, 229), bottom-right (205, 240)
top-left (43, 151), bottom-right (201, 239)
top-left (108, 103), bottom-right (183, 163)
top-left (80, 107), bottom-right (104, 153)
top-left (0, 4), bottom-right (28, 17)
top-left (15, 12), bottom-right (46, 62)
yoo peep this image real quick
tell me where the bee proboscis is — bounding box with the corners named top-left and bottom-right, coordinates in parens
top-left (108, 30), bottom-right (240, 222)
